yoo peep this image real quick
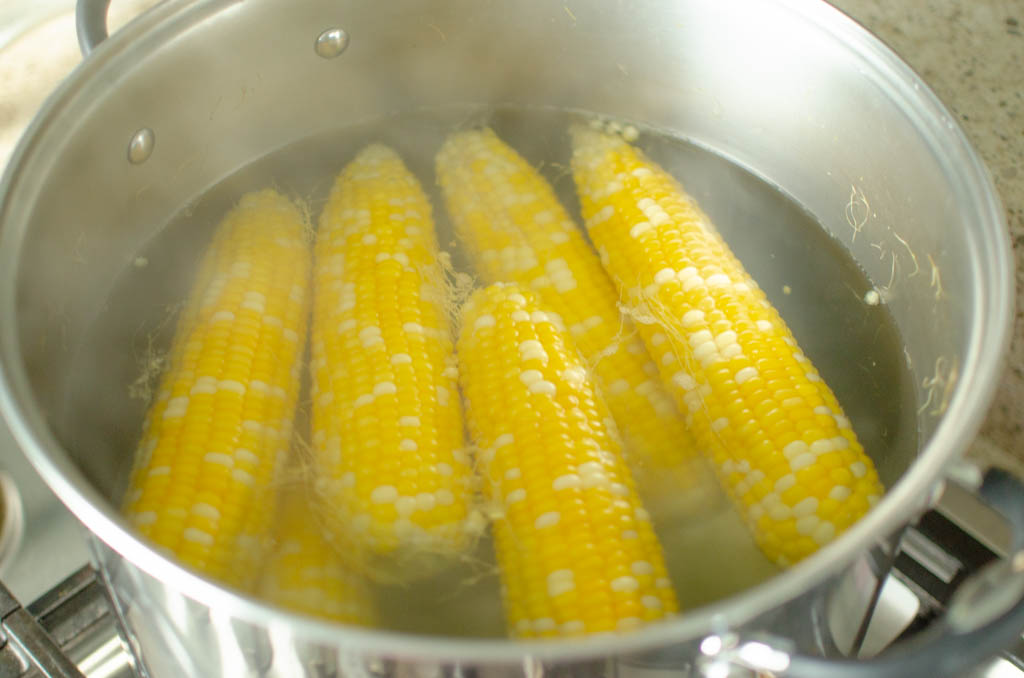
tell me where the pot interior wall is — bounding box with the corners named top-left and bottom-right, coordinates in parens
top-left (3, 0), bottom-right (997, 620)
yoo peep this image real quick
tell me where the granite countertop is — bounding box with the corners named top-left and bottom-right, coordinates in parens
top-left (831, 0), bottom-right (1024, 466)
top-left (0, 1), bottom-right (1021, 458)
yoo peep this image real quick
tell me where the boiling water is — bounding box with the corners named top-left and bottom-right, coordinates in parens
top-left (62, 106), bottom-right (917, 636)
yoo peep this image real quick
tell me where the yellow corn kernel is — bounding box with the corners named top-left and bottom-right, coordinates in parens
top-left (458, 283), bottom-right (677, 638)
top-left (312, 144), bottom-right (476, 572)
top-left (260, 489), bottom-right (376, 625)
top-left (436, 128), bottom-right (706, 514)
top-left (122, 189), bottom-right (311, 590)
top-left (570, 125), bottom-right (884, 567)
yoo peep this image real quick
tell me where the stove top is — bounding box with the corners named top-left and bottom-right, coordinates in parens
top-left (2, 414), bottom-right (1022, 678)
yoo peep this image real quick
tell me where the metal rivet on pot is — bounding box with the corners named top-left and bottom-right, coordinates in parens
top-left (315, 28), bottom-right (349, 59)
top-left (127, 128), bottom-right (155, 164)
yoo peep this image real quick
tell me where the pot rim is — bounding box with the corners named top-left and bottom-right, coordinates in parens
top-left (0, 0), bottom-right (1013, 664)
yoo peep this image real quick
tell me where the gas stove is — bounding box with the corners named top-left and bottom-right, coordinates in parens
top-left (1, 418), bottom-right (1022, 678)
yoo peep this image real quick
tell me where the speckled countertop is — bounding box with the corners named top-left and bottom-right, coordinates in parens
top-left (0, 1), bottom-right (1021, 459)
top-left (830, 0), bottom-right (1024, 466)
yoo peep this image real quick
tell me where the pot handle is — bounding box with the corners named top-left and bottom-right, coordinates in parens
top-left (699, 467), bottom-right (1024, 678)
top-left (75, 0), bottom-right (112, 56)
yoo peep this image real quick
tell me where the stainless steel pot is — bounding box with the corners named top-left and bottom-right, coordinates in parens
top-left (0, 0), bottom-right (1017, 676)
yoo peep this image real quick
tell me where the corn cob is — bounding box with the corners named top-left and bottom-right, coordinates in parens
top-left (458, 283), bottom-right (677, 638)
top-left (312, 144), bottom-right (476, 571)
top-left (436, 128), bottom-right (706, 513)
top-left (569, 125), bottom-right (884, 566)
top-left (260, 488), bottom-right (376, 625)
top-left (122, 189), bottom-right (310, 589)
